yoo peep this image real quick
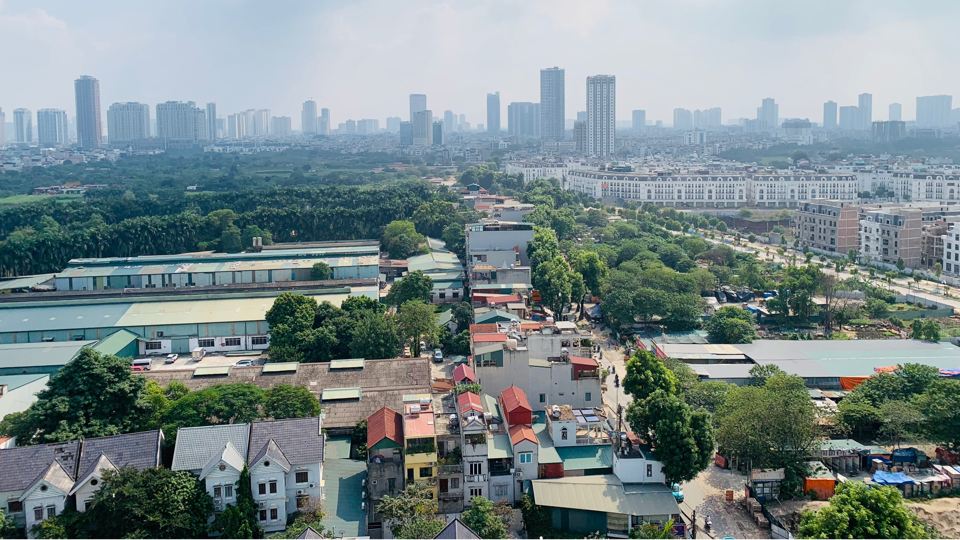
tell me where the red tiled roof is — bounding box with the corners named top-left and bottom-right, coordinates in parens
top-left (485, 294), bottom-right (521, 305)
top-left (500, 385), bottom-right (532, 413)
top-left (469, 323), bottom-right (499, 334)
top-left (367, 406), bottom-right (403, 449)
top-left (473, 333), bottom-right (508, 343)
top-left (457, 392), bottom-right (483, 414)
top-left (568, 355), bottom-right (599, 367)
top-left (453, 364), bottom-right (476, 383)
top-left (509, 424), bottom-right (537, 446)
top-left (520, 323), bottom-right (544, 331)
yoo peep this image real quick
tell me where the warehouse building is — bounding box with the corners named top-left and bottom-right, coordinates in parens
top-left (0, 285), bottom-right (377, 355)
top-left (55, 241), bottom-right (380, 291)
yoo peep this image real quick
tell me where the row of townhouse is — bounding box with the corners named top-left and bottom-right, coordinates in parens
top-left (853, 169), bottom-right (960, 202)
top-left (0, 417), bottom-right (323, 538)
top-left (564, 168), bottom-right (859, 207)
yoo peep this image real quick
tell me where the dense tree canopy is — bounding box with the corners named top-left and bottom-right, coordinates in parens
top-left (798, 483), bottom-right (934, 539)
top-left (706, 306), bottom-right (758, 344)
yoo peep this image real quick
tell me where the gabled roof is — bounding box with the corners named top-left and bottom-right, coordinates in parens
top-left (367, 406), bottom-right (403, 449)
top-left (0, 440), bottom-right (80, 492)
top-left (500, 385), bottom-right (532, 413)
top-left (250, 439), bottom-right (292, 471)
top-left (453, 364), bottom-right (476, 383)
top-left (248, 417), bottom-right (323, 466)
top-left (21, 460), bottom-right (74, 500)
top-left (172, 423), bottom-right (250, 472)
top-left (509, 424), bottom-right (537, 446)
top-left (70, 453), bottom-right (117, 495)
top-left (568, 355), bottom-right (599, 368)
top-left (434, 518), bottom-right (481, 540)
top-left (457, 392), bottom-right (483, 415)
top-left (199, 441), bottom-right (246, 481)
top-left (296, 527), bottom-right (326, 539)
top-left (75, 430), bottom-right (163, 488)
top-left (469, 323), bottom-right (499, 334)
top-left (473, 333), bottom-right (508, 343)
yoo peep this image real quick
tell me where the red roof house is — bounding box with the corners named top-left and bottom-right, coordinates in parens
top-left (453, 363), bottom-right (476, 384)
top-left (499, 386), bottom-right (533, 426)
top-left (367, 406), bottom-right (403, 455)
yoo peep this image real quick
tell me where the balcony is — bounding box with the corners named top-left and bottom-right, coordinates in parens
top-left (464, 474), bottom-right (487, 483)
top-left (439, 491), bottom-right (464, 501)
top-left (439, 464), bottom-right (463, 475)
top-left (406, 442), bottom-right (436, 455)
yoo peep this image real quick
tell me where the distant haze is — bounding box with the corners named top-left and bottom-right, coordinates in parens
top-left (2, 0), bottom-right (958, 128)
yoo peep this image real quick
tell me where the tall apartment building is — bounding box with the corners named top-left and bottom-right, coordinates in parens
top-left (872, 121), bottom-right (906, 143)
top-left (253, 110), bottom-right (270, 136)
top-left (540, 67), bottom-right (565, 141)
top-left (858, 93), bottom-right (873, 131)
top-left (889, 103), bottom-right (902, 122)
top-left (486, 92), bottom-right (500, 134)
top-left (320, 108), bottom-right (331, 135)
top-left (795, 199), bottom-right (859, 255)
top-left (412, 110), bottom-right (433, 147)
top-left (301, 100), bottom-right (318, 134)
top-left (156, 101), bottom-right (206, 143)
top-left (74, 75), bottom-right (102, 149)
top-left (586, 75), bottom-right (615, 158)
top-left (859, 207), bottom-right (922, 268)
top-left (409, 94), bottom-right (427, 122)
top-left (507, 102), bottom-right (540, 138)
top-left (433, 121), bottom-right (443, 146)
top-left (37, 109), bottom-right (68, 147)
top-left (632, 110), bottom-right (645, 134)
top-left (357, 119), bottom-right (379, 135)
top-left (757, 98), bottom-right (778, 130)
top-left (916, 95), bottom-right (952, 127)
top-left (694, 107), bottom-right (721, 129)
top-left (13, 108), bottom-right (32, 143)
top-left (839, 106), bottom-right (858, 130)
top-left (226, 113), bottom-right (243, 139)
top-left (673, 108), bottom-right (693, 130)
top-left (942, 224), bottom-right (960, 277)
top-left (270, 116), bottom-right (292, 137)
top-left (344, 120), bottom-right (357, 135)
top-left (443, 111), bottom-right (456, 133)
top-left (386, 117), bottom-right (401, 133)
top-left (106, 102), bottom-right (150, 146)
top-left (823, 101), bottom-right (838, 129)
top-left (205, 103), bottom-right (217, 141)
top-left (399, 121), bottom-right (413, 146)
top-left (0, 108), bottom-right (5, 145)
top-left (573, 121), bottom-right (586, 153)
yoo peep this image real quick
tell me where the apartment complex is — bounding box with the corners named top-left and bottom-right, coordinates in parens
top-left (795, 199), bottom-right (860, 254)
top-left (107, 102), bottom-right (151, 145)
top-left (859, 207), bottom-right (922, 268)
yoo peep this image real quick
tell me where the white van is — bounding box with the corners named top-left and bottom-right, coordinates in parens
top-left (131, 358), bottom-right (152, 371)
top-left (192, 347), bottom-right (206, 361)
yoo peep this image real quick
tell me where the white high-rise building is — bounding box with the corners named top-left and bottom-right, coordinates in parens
top-left (839, 106), bottom-right (858, 130)
top-left (673, 108), bottom-right (693, 130)
top-left (916, 95), bottom-right (952, 127)
top-left (386, 117), bottom-right (401, 133)
top-left (253, 110), bottom-right (270, 136)
top-left (319, 108), bottom-right (330, 135)
top-left (227, 113), bottom-right (243, 139)
top-left (487, 92), bottom-right (501, 134)
top-left (586, 75), bottom-right (615, 157)
top-left (458, 114), bottom-right (466, 132)
top-left (302, 100), bottom-right (318, 134)
top-left (858, 93), bottom-right (873, 131)
top-left (37, 109), bottom-right (68, 147)
top-left (443, 110), bottom-right (456, 133)
top-left (413, 109), bottom-right (433, 147)
top-left (694, 107), bottom-right (721, 129)
top-left (540, 67), bottom-right (565, 141)
top-left (410, 94), bottom-right (427, 122)
top-left (271, 116), bottom-right (292, 137)
top-left (13, 108), bottom-right (32, 143)
top-left (74, 75), bottom-right (102, 149)
top-left (823, 101), bottom-right (838, 129)
top-left (889, 103), bottom-right (902, 122)
top-left (107, 102), bottom-right (150, 145)
top-left (632, 110), bottom-right (646, 134)
top-left (205, 103), bottom-right (217, 141)
top-left (156, 101), bottom-right (206, 143)
top-left (0, 108), bottom-right (5, 145)
top-left (507, 102), bottom-right (540, 138)
top-left (757, 98), bottom-right (778, 130)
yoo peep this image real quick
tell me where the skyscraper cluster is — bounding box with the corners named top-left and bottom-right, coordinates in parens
top-left (822, 93), bottom-right (872, 131)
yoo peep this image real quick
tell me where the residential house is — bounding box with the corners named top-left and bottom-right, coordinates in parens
top-left (433, 394), bottom-right (464, 514)
top-left (70, 430), bottom-right (164, 511)
top-left (171, 423), bottom-right (251, 523)
top-left (402, 395), bottom-right (438, 500)
top-left (0, 441), bottom-right (79, 536)
top-left (434, 518), bottom-right (481, 539)
top-left (366, 406), bottom-right (405, 530)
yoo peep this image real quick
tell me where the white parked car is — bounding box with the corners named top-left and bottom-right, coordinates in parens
top-left (165, 354), bottom-right (179, 364)
top-left (234, 360), bottom-right (255, 367)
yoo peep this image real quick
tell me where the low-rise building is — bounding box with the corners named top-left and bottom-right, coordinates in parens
top-left (366, 406), bottom-right (405, 530)
top-left (465, 222), bottom-right (535, 271)
top-left (503, 161), bottom-right (567, 182)
top-left (795, 199), bottom-right (859, 255)
top-left (859, 207), bottom-right (922, 268)
top-left (402, 395), bottom-right (438, 500)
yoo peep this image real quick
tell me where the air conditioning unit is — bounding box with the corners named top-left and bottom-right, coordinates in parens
top-left (515, 472), bottom-right (522, 479)
top-left (361, 491), bottom-right (367, 499)
top-left (297, 489), bottom-right (305, 495)
top-left (214, 498), bottom-right (222, 503)
top-left (309, 483), bottom-right (316, 488)
top-left (361, 502), bottom-right (366, 511)
top-left (258, 501), bottom-right (266, 508)
top-left (157, 331), bottom-right (164, 337)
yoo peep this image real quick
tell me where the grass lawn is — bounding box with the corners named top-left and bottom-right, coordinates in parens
top-left (0, 194), bottom-right (83, 206)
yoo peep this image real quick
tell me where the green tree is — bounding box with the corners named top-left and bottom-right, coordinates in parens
top-left (706, 306), bottom-right (757, 344)
top-left (896, 257), bottom-right (906, 272)
top-left (5, 348), bottom-right (148, 444)
top-left (386, 271), bottom-right (433, 306)
top-left (449, 330), bottom-right (472, 356)
top-left (265, 293), bottom-right (318, 329)
top-left (264, 384), bottom-right (321, 419)
top-left (848, 249), bottom-right (858, 264)
top-left (921, 319), bottom-right (941, 341)
top-left (914, 379), bottom-right (960, 451)
top-left (462, 496), bottom-right (508, 539)
top-left (349, 312), bottom-right (402, 359)
top-left (626, 390), bottom-right (714, 484)
top-left (527, 226), bottom-right (561, 273)
top-left (934, 262), bottom-right (943, 281)
top-left (629, 519), bottom-right (676, 539)
top-left (716, 221), bottom-right (728, 233)
top-left (161, 383), bottom-right (265, 437)
top-left (0, 509), bottom-right (17, 539)
top-left (340, 295), bottom-right (385, 315)
top-left (519, 494), bottom-right (552, 539)
top-left (532, 255), bottom-right (575, 316)
top-left (878, 400), bottom-right (923, 449)
top-left (441, 223), bottom-right (466, 259)
top-left (377, 483), bottom-right (446, 539)
top-left (399, 300), bottom-right (439, 357)
top-left (221, 224), bottom-right (243, 253)
top-left (570, 250), bottom-right (608, 297)
top-left (309, 261), bottom-right (332, 280)
top-left (623, 349), bottom-right (678, 401)
top-left (382, 220), bottom-right (425, 259)
top-left (798, 483), bottom-right (933, 539)
top-left (451, 302), bottom-right (474, 333)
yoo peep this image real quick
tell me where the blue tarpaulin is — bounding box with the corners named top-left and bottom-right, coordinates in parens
top-left (892, 447), bottom-right (920, 464)
top-left (872, 471), bottom-right (916, 485)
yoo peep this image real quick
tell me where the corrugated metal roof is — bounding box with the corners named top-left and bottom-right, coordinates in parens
top-left (0, 274), bottom-right (56, 291)
top-left (500, 386), bottom-right (531, 413)
top-left (488, 433), bottom-right (514, 459)
top-left (0, 373), bottom-right (48, 391)
top-left (261, 362), bottom-right (300, 373)
top-left (530, 475), bottom-right (680, 517)
top-left (92, 329), bottom-right (140, 357)
top-left (533, 423), bottom-right (562, 464)
top-left (322, 387), bottom-right (362, 401)
top-left (194, 366), bottom-right (232, 376)
top-left (329, 358), bottom-right (365, 370)
top-left (367, 406), bottom-right (403, 449)
top-left (0, 341), bottom-right (94, 369)
top-left (556, 445), bottom-right (612, 471)
top-left (510, 424), bottom-right (537, 446)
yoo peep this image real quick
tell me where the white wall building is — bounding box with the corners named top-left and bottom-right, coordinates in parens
top-left (156, 101), bottom-right (207, 143)
top-left (36, 109), bottom-right (68, 147)
top-left (106, 102), bottom-right (150, 145)
top-left (503, 161), bottom-right (567, 182)
top-left (586, 75), bottom-right (616, 158)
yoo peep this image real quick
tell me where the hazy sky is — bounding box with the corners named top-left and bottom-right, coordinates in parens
top-left (3, 0), bottom-right (959, 129)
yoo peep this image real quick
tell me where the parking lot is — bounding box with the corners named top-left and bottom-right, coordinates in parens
top-left (134, 351), bottom-right (266, 371)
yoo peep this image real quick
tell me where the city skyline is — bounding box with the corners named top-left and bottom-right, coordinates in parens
top-left (3, 0), bottom-right (960, 130)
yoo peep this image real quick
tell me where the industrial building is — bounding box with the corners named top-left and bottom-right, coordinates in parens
top-left (55, 241), bottom-right (380, 291)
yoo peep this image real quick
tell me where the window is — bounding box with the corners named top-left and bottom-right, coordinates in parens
top-left (561, 427), bottom-right (568, 440)
top-left (585, 392), bottom-right (592, 402)
top-left (469, 462), bottom-right (482, 475)
top-left (270, 508), bottom-right (278, 521)
top-left (494, 484), bottom-right (508, 497)
top-left (407, 468), bottom-right (414, 482)
top-left (251, 336), bottom-right (268, 346)
top-left (419, 467), bottom-right (433, 478)
top-left (297, 496), bottom-right (308, 509)
top-left (224, 485), bottom-right (233, 499)
top-left (199, 338), bottom-right (215, 348)
top-left (388, 478), bottom-right (397, 492)
top-left (470, 487), bottom-right (482, 497)
top-left (258, 482), bottom-right (266, 495)
top-left (519, 452), bottom-right (532, 464)
top-left (259, 510), bottom-right (267, 522)
top-left (46, 505), bottom-right (56, 519)
top-left (34, 507), bottom-right (43, 522)
top-left (450, 478), bottom-right (459, 489)
top-left (539, 394), bottom-right (546, 403)
top-left (296, 471), bottom-right (309, 484)
top-left (647, 464), bottom-right (653, 477)
top-left (214, 485), bottom-right (222, 498)
top-left (145, 341), bottom-right (163, 350)
top-left (8, 502), bottom-right (22, 514)
top-left (269, 480), bottom-right (277, 494)
top-left (225, 337), bottom-right (241, 347)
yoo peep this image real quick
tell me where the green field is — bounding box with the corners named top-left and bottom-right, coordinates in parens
top-left (0, 194), bottom-right (83, 206)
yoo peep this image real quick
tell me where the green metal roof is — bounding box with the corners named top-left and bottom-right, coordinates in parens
top-left (193, 366), bottom-right (232, 376)
top-left (321, 436), bottom-right (367, 537)
top-left (530, 475), bottom-right (680, 518)
top-left (533, 423), bottom-right (562, 464)
top-left (322, 387), bottom-right (362, 401)
top-left (0, 341), bottom-right (94, 370)
top-left (555, 445), bottom-right (612, 471)
top-left (488, 433), bottom-right (514, 459)
top-left (482, 394), bottom-right (502, 422)
top-left (0, 274), bottom-right (55, 291)
top-left (329, 358), bottom-right (365, 370)
top-left (92, 329), bottom-right (140, 357)
top-left (261, 362), bottom-right (300, 374)
top-left (475, 310), bottom-right (519, 323)
top-left (0, 373), bottom-right (48, 391)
